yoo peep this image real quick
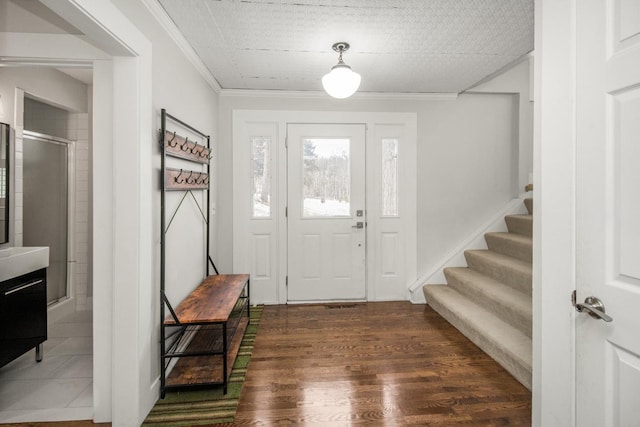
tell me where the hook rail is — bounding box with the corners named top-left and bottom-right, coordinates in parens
top-left (165, 167), bottom-right (209, 190)
top-left (162, 129), bottom-right (211, 164)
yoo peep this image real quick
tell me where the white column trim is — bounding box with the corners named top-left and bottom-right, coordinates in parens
top-left (40, 1), bottom-right (156, 424)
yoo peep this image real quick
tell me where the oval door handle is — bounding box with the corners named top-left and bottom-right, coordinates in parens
top-left (575, 296), bottom-right (613, 322)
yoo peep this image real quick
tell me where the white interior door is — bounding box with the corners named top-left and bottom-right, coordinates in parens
top-left (575, 0), bottom-right (640, 424)
top-left (287, 123), bottom-right (366, 301)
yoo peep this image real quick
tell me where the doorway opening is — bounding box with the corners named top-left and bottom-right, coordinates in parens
top-left (0, 87), bottom-right (93, 423)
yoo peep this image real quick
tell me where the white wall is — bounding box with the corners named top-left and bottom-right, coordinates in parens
top-left (418, 94), bottom-right (516, 279)
top-left (0, 67), bottom-right (88, 127)
top-left (109, 0), bottom-right (219, 301)
top-left (107, 0), bottom-right (220, 421)
top-left (218, 90), bottom-right (519, 288)
top-left (471, 57), bottom-right (533, 192)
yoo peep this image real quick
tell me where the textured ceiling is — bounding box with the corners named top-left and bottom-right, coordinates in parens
top-left (158, 0), bottom-right (534, 94)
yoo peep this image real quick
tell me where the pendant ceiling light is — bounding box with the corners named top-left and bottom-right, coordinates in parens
top-left (322, 42), bottom-right (361, 99)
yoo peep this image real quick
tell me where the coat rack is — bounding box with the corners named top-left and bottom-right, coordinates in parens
top-left (160, 109), bottom-right (221, 397)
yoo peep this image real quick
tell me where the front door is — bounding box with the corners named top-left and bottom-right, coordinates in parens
top-left (287, 124), bottom-right (366, 301)
top-left (575, 0), bottom-right (640, 424)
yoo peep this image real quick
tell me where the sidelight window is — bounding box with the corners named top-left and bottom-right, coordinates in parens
top-left (251, 136), bottom-right (271, 218)
top-left (381, 138), bottom-right (398, 216)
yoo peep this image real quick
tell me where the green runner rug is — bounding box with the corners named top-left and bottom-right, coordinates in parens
top-left (143, 306), bottom-right (263, 427)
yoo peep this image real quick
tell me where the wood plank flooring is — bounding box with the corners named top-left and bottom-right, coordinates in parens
top-left (230, 301), bottom-right (531, 426)
top-left (4, 301), bottom-right (531, 426)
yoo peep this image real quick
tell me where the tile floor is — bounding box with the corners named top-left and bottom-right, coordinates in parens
top-left (0, 310), bottom-right (93, 423)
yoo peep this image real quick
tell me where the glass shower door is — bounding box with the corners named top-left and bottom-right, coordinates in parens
top-left (23, 133), bottom-right (69, 304)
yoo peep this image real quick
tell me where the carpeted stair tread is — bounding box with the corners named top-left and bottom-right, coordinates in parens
top-left (505, 214), bottom-right (532, 237)
top-left (423, 198), bottom-right (533, 390)
top-left (484, 232), bottom-right (532, 263)
top-left (423, 285), bottom-right (532, 390)
top-left (444, 267), bottom-right (532, 337)
top-left (465, 249), bottom-right (532, 294)
top-left (524, 198), bottom-right (533, 215)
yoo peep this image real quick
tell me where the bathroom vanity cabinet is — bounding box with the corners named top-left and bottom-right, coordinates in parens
top-left (0, 268), bottom-right (47, 367)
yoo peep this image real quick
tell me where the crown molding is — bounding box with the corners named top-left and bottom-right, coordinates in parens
top-left (142, 0), bottom-right (222, 94)
top-left (220, 89), bottom-right (459, 101)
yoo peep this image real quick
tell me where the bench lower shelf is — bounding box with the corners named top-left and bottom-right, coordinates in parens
top-left (165, 317), bottom-right (249, 389)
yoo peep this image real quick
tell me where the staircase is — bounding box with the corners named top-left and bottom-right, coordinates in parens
top-left (423, 198), bottom-right (533, 390)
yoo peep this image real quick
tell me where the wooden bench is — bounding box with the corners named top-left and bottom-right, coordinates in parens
top-left (161, 274), bottom-right (250, 396)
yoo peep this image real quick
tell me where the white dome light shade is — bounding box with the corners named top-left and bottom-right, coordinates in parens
top-left (322, 64), bottom-right (361, 99)
top-left (322, 42), bottom-right (361, 99)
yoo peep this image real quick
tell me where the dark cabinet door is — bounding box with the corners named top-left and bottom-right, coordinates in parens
top-left (0, 268), bottom-right (47, 367)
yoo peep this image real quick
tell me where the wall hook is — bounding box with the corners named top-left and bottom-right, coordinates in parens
top-left (168, 131), bottom-right (178, 147)
top-left (195, 172), bottom-right (204, 185)
top-left (175, 169), bottom-right (185, 184)
top-left (181, 136), bottom-right (191, 152)
top-left (186, 170), bottom-right (196, 184)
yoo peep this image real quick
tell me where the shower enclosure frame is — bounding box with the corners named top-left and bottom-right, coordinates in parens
top-left (22, 130), bottom-right (76, 308)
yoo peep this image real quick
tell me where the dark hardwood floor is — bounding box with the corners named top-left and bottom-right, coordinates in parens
top-left (3, 302), bottom-right (531, 426)
top-left (0, 423), bottom-right (109, 427)
top-left (230, 301), bottom-right (531, 426)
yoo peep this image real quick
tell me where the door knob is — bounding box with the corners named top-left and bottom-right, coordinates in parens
top-left (573, 294), bottom-right (613, 322)
top-left (352, 222), bottom-right (364, 229)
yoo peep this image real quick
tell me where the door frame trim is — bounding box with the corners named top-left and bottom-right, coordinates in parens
top-left (232, 110), bottom-right (417, 305)
top-left (533, 0), bottom-right (577, 424)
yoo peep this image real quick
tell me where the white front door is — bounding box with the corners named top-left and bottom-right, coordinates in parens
top-left (575, 0), bottom-right (640, 424)
top-left (287, 124), bottom-right (366, 301)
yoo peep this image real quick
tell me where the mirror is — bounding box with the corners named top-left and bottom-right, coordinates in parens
top-left (0, 122), bottom-right (9, 244)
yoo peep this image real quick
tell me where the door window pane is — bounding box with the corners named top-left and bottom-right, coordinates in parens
top-left (382, 138), bottom-right (398, 216)
top-left (302, 138), bottom-right (350, 217)
top-left (251, 136), bottom-right (271, 217)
